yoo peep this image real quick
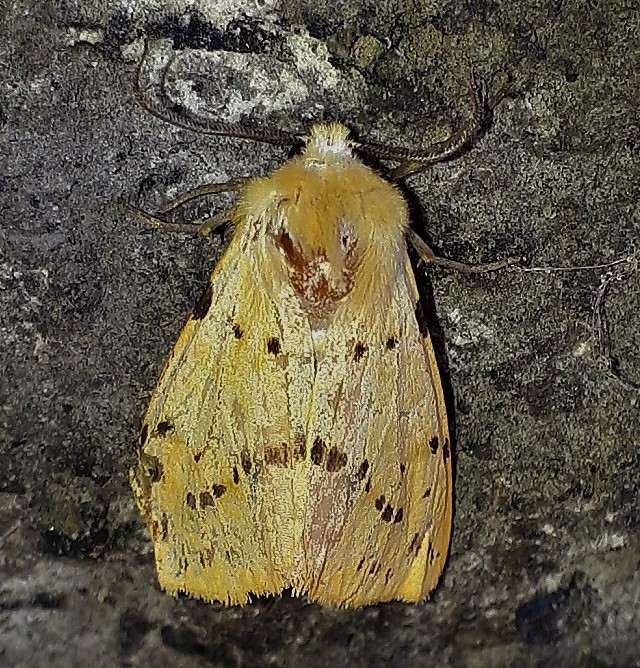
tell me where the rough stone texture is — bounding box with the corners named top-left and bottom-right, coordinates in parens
top-left (1, 1), bottom-right (638, 666)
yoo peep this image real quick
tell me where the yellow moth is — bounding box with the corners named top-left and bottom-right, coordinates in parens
top-left (129, 46), bottom-right (509, 608)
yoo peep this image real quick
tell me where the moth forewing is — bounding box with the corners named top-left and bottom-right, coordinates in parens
top-left (132, 122), bottom-right (452, 608)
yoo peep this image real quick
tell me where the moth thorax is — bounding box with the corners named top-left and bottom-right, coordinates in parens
top-left (277, 228), bottom-right (357, 319)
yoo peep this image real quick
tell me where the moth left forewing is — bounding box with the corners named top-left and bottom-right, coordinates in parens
top-left (302, 255), bottom-right (451, 608)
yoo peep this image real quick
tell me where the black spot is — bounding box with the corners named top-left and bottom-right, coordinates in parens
top-left (156, 421), bottom-right (174, 435)
top-left (426, 541), bottom-right (434, 564)
top-left (399, 463), bottom-right (406, 475)
top-left (233, 323), bottom-right (244, 339)
top-left (185, 492), bottom-right (196, 510)
top-left (386, 336), bottom-right (397, 350)
top-left (369, 562), bottom-right (377, 575)
top-left (193, 283), bottom-right (213, 320)
top-left (375, 495), bottom-right (385, 512)
top-left (356, 556), bottom-right (366, 572)
top-left (365, 478), bottom-right (371, 493)
top-left (394, 508), bottom-right (404, 524)
top-left (267, 336), bottom-right (281, 355)
top-left (357, 459), bottom-right (369, 480)
top-left (233, 466), bottom-right (239, 484)
top-left (194, 452), bottom-right (202, 463)
top-left (423, 487), bottom-right (432, 499)
top-left (310, 437), bottom-right (326, 465)
top-left (200, 492), bottom-right (215, 508)
top-left (241, 453), bottom-right (252, 474)
top-left (429, 436), bottom-right (439, 454)
top-left (212, 484), bottom-right (227, 498)
top-left (140, 453), bottom-right (163, 483)
top-left (353, 342), bottom-right (367, 361)
top-left (325, 446), bottom-right (347, 472)
top-left (139, 424), bottom-right (148, 448)
top-left (409, 532), bottom-right (420, 554)
top-left (381, 504), bottom-right (393, 523)
top-left (385, 568), bottom-right (393, 584)
top-left (443, 438), bottom-right (450, 460)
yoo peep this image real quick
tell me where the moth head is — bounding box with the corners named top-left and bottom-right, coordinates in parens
top-left (302, 123), bottom-right (355, 165)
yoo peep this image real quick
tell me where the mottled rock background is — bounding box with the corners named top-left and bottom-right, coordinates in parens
top-left (1, 1), bottom-right (638, 666)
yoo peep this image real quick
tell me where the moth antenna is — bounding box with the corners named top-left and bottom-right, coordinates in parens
top-left (133, 40), bottom-right (303, 148)
top-left (357, 65), bottom-right (506, 179)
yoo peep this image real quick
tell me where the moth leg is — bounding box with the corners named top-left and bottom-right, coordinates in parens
top-left (120, 177), bottom-right (247, 235)
top-left (407, 228), bottom-right (521, 273)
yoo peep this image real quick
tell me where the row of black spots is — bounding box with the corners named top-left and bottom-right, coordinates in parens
top-left (374, 494), bottom-right (403, 524)
top-left (264, 440), bottom-right (306, 468)
top-left (310, 437), bottom-right (347, 472)
top-left (429, 436), bottom-right (439, 455)
top-left (185, 486), bottom-right (227, 511)
top-left (352, 335), bottom-right (398, 362)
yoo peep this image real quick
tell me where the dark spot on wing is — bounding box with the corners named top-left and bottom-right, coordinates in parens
top-left (193, 283), bottom-right (213, 320)
top-left (186, 492), bottom-right (196, 510)
top-left (356, 556), bottom-right (366, 572)
top-left (233, 466), bottom-right (239, 484)
top-left (156, 421), bottom-right (174, 435)
top-left (200, 492), bottom-right (215, 508)
top-left (426, 541), bottom-right (435, 564)
top-left (325, 446), bottom-right (347, 472)
top-left (265, 443), bottom-right (289, 467)
top-left (212, 484), bottom-right (226, 498)
top-left (241, 453), bottom-right (252, 474)
top-left (409, 532), bottom-right (420, 554)
top-left (386, 336), bottom-right (397, 350)
top-left (394, 508), bottom-right (403, 523)
top-left (267, 336), bottom-right (281, 355)
top-left (399, 463), bottom-right (406, 475)
top-left (310, 437), bottom-right (326, 465)
top-left (369, 562), bottom-right (377, 575)
top-left (140, 452), bottom-right (163, 483)
top-left (423, 487), bottom-right (432, 499)
top-left (385, 568), bottom-right (393, 584)
top-left (365, 478), bottom-right (371, 493)
top-left (381, 504), bottom-right (394, 522)
top-left (429, 436), bottom-right (439, 455)
top-left (353, 342), bottom-right (367, 361)
top-left (357, 459), bottom-right (369, 480)
top-left (443, 438), bottom-right (450, 460)
top-left (194, 451), bottom-right (202, 463)
top-left (233, 323), bottom-right (244, 339)
top-left (375, 495), bottom-right (385, 512)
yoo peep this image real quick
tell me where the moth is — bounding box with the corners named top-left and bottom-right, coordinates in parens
top-left (129, 44), bottom-right (511, 608)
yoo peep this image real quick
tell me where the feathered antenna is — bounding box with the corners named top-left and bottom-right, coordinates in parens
top-left (133, 41), bottom-right (304, 147)
top-left (133, 41), bottom-right (509, 179)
